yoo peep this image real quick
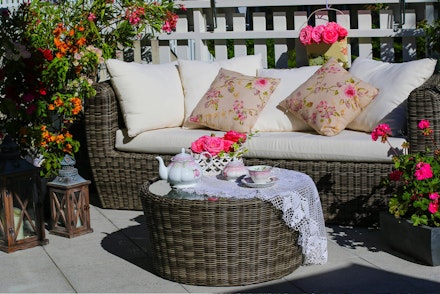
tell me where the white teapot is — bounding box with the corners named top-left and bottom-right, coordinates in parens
top-left (156, 148), bottom-right (203, 188)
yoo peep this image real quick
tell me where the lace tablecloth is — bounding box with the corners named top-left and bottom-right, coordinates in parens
top-left (179, 168), bottom-right (328, 265)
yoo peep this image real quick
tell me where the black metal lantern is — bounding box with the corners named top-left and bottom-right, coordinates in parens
top-left (0, 136), bottom-right (48, 253)
top-left (47, 155), bottom-right (93, 238)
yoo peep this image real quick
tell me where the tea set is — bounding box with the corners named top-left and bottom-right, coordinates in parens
top-left (156, 148), bottom-right (277, 189)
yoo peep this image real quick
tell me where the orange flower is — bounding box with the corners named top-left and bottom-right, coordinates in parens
top-left (76, 37), bottom-right (87, 47)
top-left (69, 29), bottom-right (75, 36)
top-left (54, 97), bottom-right (64, 107)
top-left (48, 104), bottom-right (55, 111)
top-left (63, 143), bottom-right (73, 154)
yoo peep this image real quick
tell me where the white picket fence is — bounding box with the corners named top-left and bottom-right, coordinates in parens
top-left (2, 0), bottom-right (438, 67)
top-left (145, 0), bottom-right (439, 67)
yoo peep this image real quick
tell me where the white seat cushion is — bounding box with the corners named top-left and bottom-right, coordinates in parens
top-left (115, 128), bottom-right (405, 163)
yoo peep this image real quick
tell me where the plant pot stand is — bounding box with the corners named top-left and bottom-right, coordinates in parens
top-left (380, 211), bottom-right (440, 266)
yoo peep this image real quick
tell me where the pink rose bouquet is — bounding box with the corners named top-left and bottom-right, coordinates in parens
top-left (191, 130), bottom-right (252, 158)
top-left (299, 22), bottom-right (348, 45)
top-left (372, 120), bottom-right (440, 227)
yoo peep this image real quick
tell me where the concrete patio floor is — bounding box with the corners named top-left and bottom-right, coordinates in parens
top-left (1, 202), bottom-right (440, 293)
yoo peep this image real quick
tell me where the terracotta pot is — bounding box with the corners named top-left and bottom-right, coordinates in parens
top-left (380, 211), bottom-right (440, 266)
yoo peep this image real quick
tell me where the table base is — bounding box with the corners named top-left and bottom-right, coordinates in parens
top-left (140, 182), bottom-right (303, 286)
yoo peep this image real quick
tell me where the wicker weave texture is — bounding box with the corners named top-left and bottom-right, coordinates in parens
top-left (85, 74), bottom-right (440, 225)
top-left (140, 181), bottom-right (302, 286)
top-left (407, 73), bottom-right (440, 153)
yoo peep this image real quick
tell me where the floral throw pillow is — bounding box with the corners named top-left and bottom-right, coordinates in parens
top-left (279, 58), bottom-right (379, 136)
top-left (188, 68), bottom-right (280, 133)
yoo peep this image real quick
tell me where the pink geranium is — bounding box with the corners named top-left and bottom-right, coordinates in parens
top-left (414, 162), bottom-right (433, 180)
top-left (372, 119), bottom-right (440, 227)
top-left (371, 123), bottom-right (392, 143)
top-left (428, 202), bottom-right (439, 214)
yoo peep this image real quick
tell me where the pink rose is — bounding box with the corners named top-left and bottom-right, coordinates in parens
top-left (414, 162), bottom-right (433, 180)
top-left (337, 26), bottom-right (348, 39)
top-left (311, 25), bottom-right (325, 43)
top-left (223, 130), bottom-right (247, 143)
top-left (222, 139), bottom-right (234, 152)
top-left (190, 136), bottom-right (208, 153)
top-left (322, 25), bottom-right (339, 44)
top-left (202, 136), bottom-right (225, 156)
top-left (299, 25), bottom-right (313, 45)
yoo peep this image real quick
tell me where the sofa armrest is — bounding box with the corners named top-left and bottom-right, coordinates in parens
top-left (407, 73), bottom-right (440, 153)
top-left (85, 81), bottom-right (120, 156)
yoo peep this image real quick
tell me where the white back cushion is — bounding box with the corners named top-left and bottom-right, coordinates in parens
top-left (106, 59), bottom-right (185, 137)
top-left (348, 58), bottom-right (437, 134)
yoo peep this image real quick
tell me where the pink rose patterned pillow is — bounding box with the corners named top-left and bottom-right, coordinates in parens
top-left (279, 58), bottom-right (379, 136)
top-left (189, 68), bottom-right (280, 133)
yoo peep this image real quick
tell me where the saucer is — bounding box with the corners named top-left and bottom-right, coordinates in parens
top-left (241, 176), bottom-right (278, 188)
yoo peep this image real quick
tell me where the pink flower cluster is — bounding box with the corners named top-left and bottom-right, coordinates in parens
top-left (125, 6), bottom-right (145, 25)
top-left (300, 22), bottom-right (348, 45)
top-left (429, 192), bottom-right (439, 214)
top-left (191, 131), bottom-right (247, 156)
top-left (414, 162), bottom-right (433, 180)
top-left (371, 123), bottom-right (392, 143)
top-left (162, 11), bottom-right (179, 33)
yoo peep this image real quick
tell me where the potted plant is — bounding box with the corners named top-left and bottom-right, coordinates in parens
top-left (0, 0), bottom-right (183, 178)
top-left (372, 121), bottom-right (440, 265)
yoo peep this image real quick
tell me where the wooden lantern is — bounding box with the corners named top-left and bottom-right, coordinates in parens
top-left (47, 155), bottom-right (93, 238)
top-left (0, 137), bottom-right (48, 253)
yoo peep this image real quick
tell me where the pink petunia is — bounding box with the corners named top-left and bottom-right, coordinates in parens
top-left (414, 162), bottom-right (433, 180)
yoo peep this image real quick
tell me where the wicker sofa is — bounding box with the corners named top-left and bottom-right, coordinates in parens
top-left (84, 62), bottom-right (439, 226)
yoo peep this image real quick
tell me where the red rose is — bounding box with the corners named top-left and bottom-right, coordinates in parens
top-left (223, 130), bottom-right (246, 143)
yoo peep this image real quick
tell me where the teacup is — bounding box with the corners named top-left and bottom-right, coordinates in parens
top-left (247, 165), bottom-right (272, 184)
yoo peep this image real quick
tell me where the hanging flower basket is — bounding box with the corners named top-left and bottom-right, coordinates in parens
top-left (299, 8), bottom-right (349, 68)
top-left (306, 37), bottom-right (348, 68)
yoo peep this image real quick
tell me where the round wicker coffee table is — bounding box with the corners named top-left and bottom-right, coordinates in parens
top-left (139, 178), bottom-right (303, 286)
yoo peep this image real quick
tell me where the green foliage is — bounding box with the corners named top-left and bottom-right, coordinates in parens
top-left (0, 0), bottom-right (182, 177)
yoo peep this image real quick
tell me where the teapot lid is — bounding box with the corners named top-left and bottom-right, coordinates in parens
top-left (172, 148), bottom-right (194, 162)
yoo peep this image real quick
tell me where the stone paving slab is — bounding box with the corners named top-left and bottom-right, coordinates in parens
top-left (0, 205), bottom-right (439, 293)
